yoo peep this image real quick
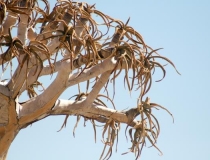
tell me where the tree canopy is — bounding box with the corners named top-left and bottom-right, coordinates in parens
top-left (0, 0), bottom-right (179, 159)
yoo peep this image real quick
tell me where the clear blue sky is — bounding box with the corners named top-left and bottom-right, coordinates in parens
top-left (7, 0), bottom-right (210, 160)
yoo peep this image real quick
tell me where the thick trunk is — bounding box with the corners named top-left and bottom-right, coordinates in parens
top-left (0, 127), bottom-right (19, 160)
top-left (0, 94), bottom-right (19, 160)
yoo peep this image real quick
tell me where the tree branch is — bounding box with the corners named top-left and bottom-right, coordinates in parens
top-left (67, 57), bottom-right (117, 87)
top-left (12, 22), bottom-right (66, 95)
top-left (18, 69), bottom-right (69, 125)
top-left (17, 14), bottom-right (28, 44)
top-left (0, 11), bottom-right (17, 36)
top-left (50, 99), bottom-right (138, 127)
top-left (85, 71), bottom-right (111, 106)
top-left (0, 12), bottom-right (18, 65)
top-left (18, 57), bottom-right (125, 126)
top-left (7, 57), bottom-right (30, 98)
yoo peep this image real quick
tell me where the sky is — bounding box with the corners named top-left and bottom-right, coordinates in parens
top-left (7, 0), bottom-right (210, 160)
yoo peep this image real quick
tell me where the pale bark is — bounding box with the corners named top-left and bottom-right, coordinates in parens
top-left (67, 57), bottom-right (117, 87)
top-left (17, 14), bottom-right (28, 44)
top-left (18, 57), bottom-right (117, 124)
top-left (51, 99), bottom-right (138, 127)
top-left (84, 71), bottom-right (112, 106)
top-left (18, 70), bottom-right (69, 125)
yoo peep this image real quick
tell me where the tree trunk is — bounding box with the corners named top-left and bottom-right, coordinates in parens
top-left (0, 94), bottom-right (19, 160)
top-left (0, 127), bottom-right (19, 160)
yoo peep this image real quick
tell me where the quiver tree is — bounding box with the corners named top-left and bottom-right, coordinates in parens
top-left (0, 0), bottom-right (180, 159)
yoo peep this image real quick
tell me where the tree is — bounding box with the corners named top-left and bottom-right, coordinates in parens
top-left (0, 0), bottom-right (180, 159)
